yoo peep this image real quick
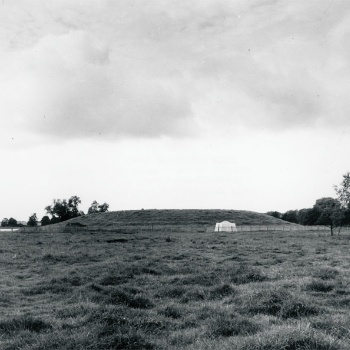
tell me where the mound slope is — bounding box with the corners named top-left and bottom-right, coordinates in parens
top-left (58, 209), bottom-right (293, 229)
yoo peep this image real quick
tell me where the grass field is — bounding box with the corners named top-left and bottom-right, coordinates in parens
top-left (1, 228), bottom-right (350, 349)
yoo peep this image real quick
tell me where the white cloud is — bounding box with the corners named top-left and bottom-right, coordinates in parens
top-left (1, 0), bottom-right (350, 145)
top-left (0, 29), bottom-right (195, 142)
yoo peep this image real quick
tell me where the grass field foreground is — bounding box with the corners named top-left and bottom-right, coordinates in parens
top-left (0, 229), bottom-right (350, 349)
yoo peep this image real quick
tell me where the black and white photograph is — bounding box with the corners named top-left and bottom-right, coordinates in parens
top-left (1, 0), bottom-right (350, 349)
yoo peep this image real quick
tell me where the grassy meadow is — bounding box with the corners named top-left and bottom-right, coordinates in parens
top-left (1, 228), bottom-right (350, 349)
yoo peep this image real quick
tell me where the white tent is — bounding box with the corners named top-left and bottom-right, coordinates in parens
top-left (214, 221), bottom-right (237, 232)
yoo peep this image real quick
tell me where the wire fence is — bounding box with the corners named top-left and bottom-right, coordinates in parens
top-left (17, 226), bottom-right (89, 234)
top-left (8, 224), bottom-right (332, 234)
top-left (234, 225), bottom-right (330, 232)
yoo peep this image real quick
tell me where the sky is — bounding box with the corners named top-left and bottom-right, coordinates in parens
top-left (1, 0), bottom-right (350, 221)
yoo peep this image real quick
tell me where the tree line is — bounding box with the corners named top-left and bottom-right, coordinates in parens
top-left (1, 196), bottom-right (109, 228)
top-left (267, 172), bottom-right (350, 235)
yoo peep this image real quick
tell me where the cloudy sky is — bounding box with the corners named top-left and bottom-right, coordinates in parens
top-left (1, 0), bottom-right (350, 221)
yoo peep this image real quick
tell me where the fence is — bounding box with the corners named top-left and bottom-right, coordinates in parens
top-left (0, 228), bottom-right (20, 233)
top-left (234, 225), bottom-right (330, 232)
top-left (18, 226), bottom-right (88, 234)
top-left (13, 224), bottom-right (331, 234)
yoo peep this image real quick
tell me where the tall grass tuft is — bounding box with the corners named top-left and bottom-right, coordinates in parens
top-left (104, 289), bottom-right (154, 309)
top-left (239, 325), bottom-right (341, 350)
top-left (208, 313), bottom-right (261, 338)
top-left (90, 285), bottom-right (154, 309)
top-left (242, 289), bottom-right (320, 319)
top-left (158, 305), bottom-right (183, 319)
top-left (0, 315), bottom-right (52, 334)
top-left (312, 266), bottom-right (339, 280)
top-left (305, 279), bottom-right (335, 293)
top-left (229, 264), bottom-right (267, 284)
top-left (209, 284), bottom-right (237, 300)
top-left (98, 332), bottom-right (155, 350)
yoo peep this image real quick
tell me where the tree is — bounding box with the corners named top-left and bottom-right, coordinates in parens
top-left (67, 196), bottom-right (81, 218)
top-left (334, 172), bottom-right (350, 227)
top-left (45, 196), bottom-right (82, 222)
top-left (266, 211), bottom-right (282, 219)
top-left (297, 208), bottom-right (318, 226)
top-left (50, 216), bottom-right (61, 225)
top-left (88, 200), bottom-right (99, 214)
top-left (41, 216), bottom-right (51, 226)
top-left (98, 202), bottom-right (109, 213)
top-left (27, 213), bottom-right (38, 227)
top-left (281, 210), bottom-right (299, 224)
top-left (88, 201), bottom-right (109, 214)
top-left (8, 218), bottom-right (17, 227)
top-left (1, 218), bottom-right (8, 227)
top-left (335, 172), bottom-right (350, 209)
top-left (313, 198), bottom-right (344, 236)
